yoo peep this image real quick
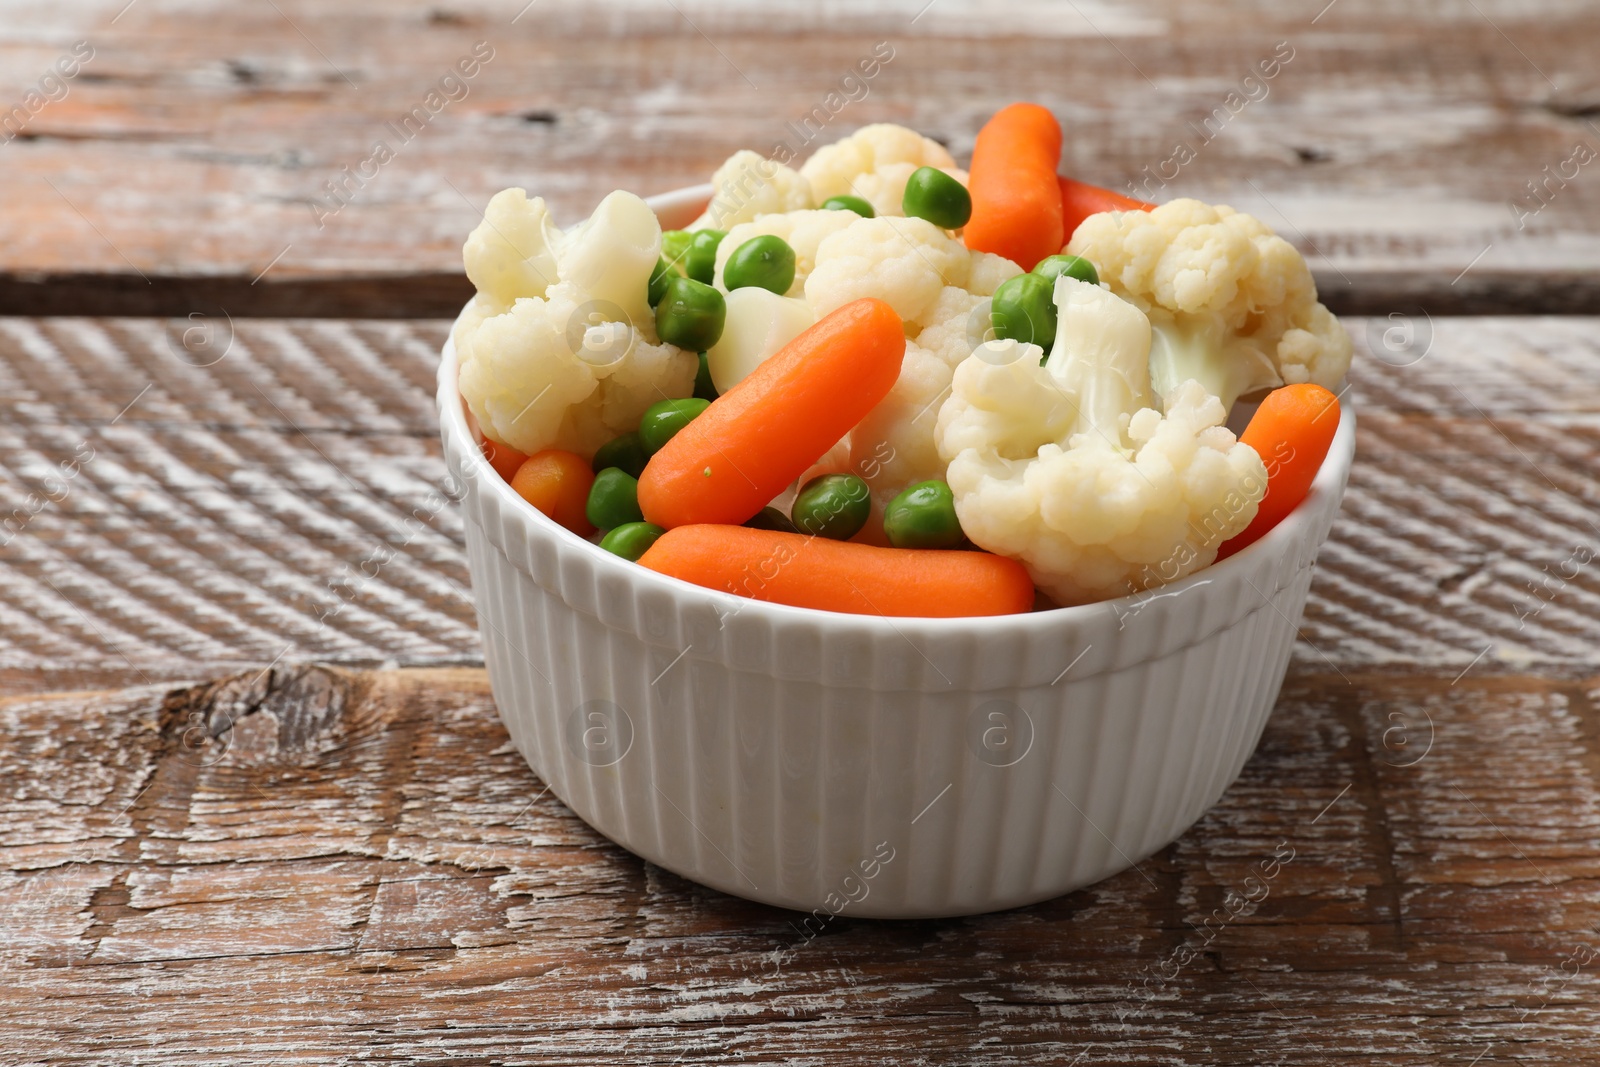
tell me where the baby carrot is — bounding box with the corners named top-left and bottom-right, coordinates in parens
top-left (1058, 177), bottom-right (1154, 242)
top-left (963, 103), bottom-right (1065, 271)
top-left (1216, 384), bottom-right (1341, 560)
top-left (637, 298), bottom-right (905, 528)
top-left (637, 525), bottom-right (1036, 617)
top-left (481, 437), bottom-right (529, 483)
top-left (510, 449), bottom-right (596, 537)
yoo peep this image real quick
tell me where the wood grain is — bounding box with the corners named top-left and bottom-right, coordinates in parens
top-left (2, 314), bottom-right (1597, 697)
top-left (3, 664), bottom-right (1599, 1064)
top-left (2, 0), bottom-right (1599, 315)
top-left (0, 308), bottom-right (1593, 697)
top-left (3, 2), bottom-right (1596, 1058)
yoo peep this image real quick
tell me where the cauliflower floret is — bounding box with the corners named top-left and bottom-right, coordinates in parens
top-left (463, 188), bottom-right (560, 308)
top-left (459, 283), bottom-right (695, 458)
top-left (458, 286), bottom-right (604, 455)
top-left (1067, 198), bottom-right (1351, 411)
top-left (456, 190), bottom-right (697, 457)
top-left (689, 150), bottom-right (813, 231)
top-left (807, 216), bottom-right (971, 323)
top-left (571, 330), bottom-right (694, 450)
top-left (712, 209), bottom-right (859, 297)
top-left (701, 213), bottom-right (997, 411)
top-left (910, 284), bottom-right (989, 355)
top-left (454, 291), bottom-right (510, 346)
top-left (1276, 302), bottom-right (1349, 387)
top-left (935, 339), bottom-right (1073, 460)
top-left (846, 287), bottom-right (978, 490)
top-left (966, 251), bottom-right (1025, 298)
top-left (801, 123), bottom-right (966, 218)
top-left (937, 277), bottom-right (1267, 605)
top-left (848, 342), bottom-right (956, 501)
top-left (556, 191), bottom-right (664, 332)
top-left (819, 257), bottom-right (1023, 512)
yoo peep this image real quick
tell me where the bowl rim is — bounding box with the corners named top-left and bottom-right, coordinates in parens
top-left (438, 186), bottom-right (1356, 638)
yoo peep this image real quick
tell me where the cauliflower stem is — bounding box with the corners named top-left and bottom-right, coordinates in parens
top-left (1044, 274), bottom-right (1153, 442)
top-left (1148, 314), bottom-right (1282, 414)
top-left (1068, 198), bottom-right (1351, 416)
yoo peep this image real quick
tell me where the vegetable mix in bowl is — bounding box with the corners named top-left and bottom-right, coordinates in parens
top-left (454, 104), bottom-right (1351, 617)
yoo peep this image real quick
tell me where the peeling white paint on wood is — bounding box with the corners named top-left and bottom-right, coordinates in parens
top-left (3, 666), bottom-right (1600, 1063)
top-left (0, 0), bottom-right (1596, 310)
top-left (3, 315), bottom-right (1597, 690)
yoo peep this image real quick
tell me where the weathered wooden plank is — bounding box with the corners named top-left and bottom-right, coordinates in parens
top-left (1, 315), bottom-right (1596, 696)
top-left (1, 0), bottom-right (1598, 314)
top-left (3, 665), bottom-right (1599, 1063)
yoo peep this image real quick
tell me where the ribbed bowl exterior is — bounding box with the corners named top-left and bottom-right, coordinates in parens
top-left (439, 186), bottom-right (1356, 918)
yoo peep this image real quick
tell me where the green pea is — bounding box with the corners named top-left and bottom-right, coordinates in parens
top-left (693, 351), bottom-right (718, 402)
top-left (723, 235), bottom-right (796, 295)
top-left (791, 473), bottom-right (871, 541)
top-left (655, 276), bottom-right (726, 351)
top-left (600, 521), bottom-right (666, 562)
top-left (902, 166), bottom-right (972, 230)
top-left (638, 397), bottom-right (711, 454)
top-left (586, 467), bottom-right (644, 531)
top-left (821, 195), bottom-right (875, 218)
top-left (661, 230), bottom-right (693, 271)
top-left (647, 257), bottom-right (676, 307)
top-left (883, 480), bottom-right (963, 549)
top-left (592, 432), bottom-right (649, 479)
top-left (990, 272), bottom-right (1058, 350)
top-left (1033, 254), bottom-right (1099, 287)
top-left (685, 229), bottom-right (726, 284)
top-left (745, 506), bottom-right (798, 534)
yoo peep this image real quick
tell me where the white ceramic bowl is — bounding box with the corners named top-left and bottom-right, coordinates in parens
top-left (437, 186), bottom-right (1357, 918)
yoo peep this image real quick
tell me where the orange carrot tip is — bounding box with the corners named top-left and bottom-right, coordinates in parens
top-left (963, 102), bottom-right (1065, 271)
top-left (1058, 177), bottom-right (1155, 243)
top-left (1217, 384), bottom-right (1340, 560)
top-left (481, 437), bottom-right (529, 484)
top-left (510, 449), bottom-right (596, 537)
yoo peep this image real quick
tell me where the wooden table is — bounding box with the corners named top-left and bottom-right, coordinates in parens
top-left (3, 2), bottom-right (1599, 1063)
